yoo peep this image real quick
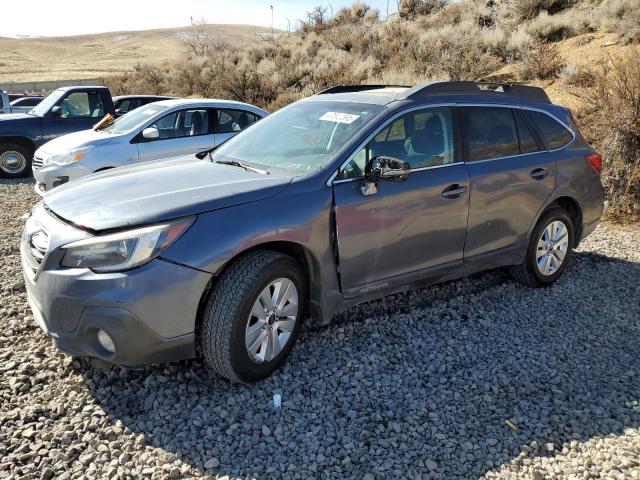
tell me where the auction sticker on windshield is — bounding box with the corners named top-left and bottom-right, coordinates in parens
top-left (320, 112), bottom-right (360, 124)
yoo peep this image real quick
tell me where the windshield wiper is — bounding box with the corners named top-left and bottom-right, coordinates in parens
top-left (215, 159), bottom-right (268, 175)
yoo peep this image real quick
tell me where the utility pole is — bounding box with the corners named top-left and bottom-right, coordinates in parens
top-left (286, 18), bottom-right (291, 35)
top-left (386, 0), bottom-right (389, 20)
top-left (270, 5), bottom-right (274, 40)
top-left (329, 4), bottom-right (333, 19)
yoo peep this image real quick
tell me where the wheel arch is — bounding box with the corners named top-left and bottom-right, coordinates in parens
top-left (0, 136), bottom-right (36, 154)
top-left (195, 241), bottom-right (323, 335)
top-left (545, 196), bottom-right (583, 247)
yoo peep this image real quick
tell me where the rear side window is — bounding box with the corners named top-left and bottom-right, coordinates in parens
top-left (216, 109), bottom-right (259, 134)
top-left (462, 107), bottom-right (519, 161)
top-left (526, 110), bottom-right (573, 149)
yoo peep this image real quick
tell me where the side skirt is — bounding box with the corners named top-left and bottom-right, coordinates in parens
top-left (319, 242), bottom-right (526, 323)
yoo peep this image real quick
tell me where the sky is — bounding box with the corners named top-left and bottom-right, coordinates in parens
top-left (5, 0), bottom-right (399, 38)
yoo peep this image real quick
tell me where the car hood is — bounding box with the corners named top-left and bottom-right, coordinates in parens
top-left (44, 156), bottom-right (293, 231)
top-left (38, 129), bottom-right (114, 156)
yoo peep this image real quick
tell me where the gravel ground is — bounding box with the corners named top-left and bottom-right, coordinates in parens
top-left (1, 178), bottom-right (639, 480)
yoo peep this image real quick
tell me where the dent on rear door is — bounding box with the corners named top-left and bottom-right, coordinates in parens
top-left (464, 153), bottom-right (556, 257)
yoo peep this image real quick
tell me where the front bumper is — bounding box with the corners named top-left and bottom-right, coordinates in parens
top-left (21, 203), bottom-right (212, 366)
top-left (32, 161), bottom-right (92, 195)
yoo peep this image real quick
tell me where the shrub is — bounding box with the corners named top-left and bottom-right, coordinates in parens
top-left (506, 27), bottom-right (536, 61)
top-left (398, 0), bottom-right (448, 19)
top-left (513, 0), bottom-right (576, 20)
top-left (515, 40), bottom-right (565, 80)
top-left (577, 51), bottom-right (640, 219)
top-left (526, 11), bottom-right (577, 41)
top-left (599, 0), bottom-right (640, 44)
top-left (559, 62), bottom-right (595, 87)
top-left (332, 2), bottom-right (378, 24)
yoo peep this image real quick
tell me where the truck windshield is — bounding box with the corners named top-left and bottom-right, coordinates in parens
top-left (29, 89), bottom-right (66, 117)
top-left (210, 101), bottom-right (385, 174)
top-left (101, 104), bottom-right (167, 134)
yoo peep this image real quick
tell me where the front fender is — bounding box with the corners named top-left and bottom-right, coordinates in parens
top-left (0, 118), bottom-right (42, 145)
top-left (160, 187), bottom-right (342, 322)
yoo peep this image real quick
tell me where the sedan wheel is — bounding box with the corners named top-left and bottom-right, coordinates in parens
top-left (536, 220), bottom-right (569, 276)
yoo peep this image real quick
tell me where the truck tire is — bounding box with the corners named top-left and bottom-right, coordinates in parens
top-left (200, 250), bottom-right (307, 383)
top-left (0, 142), bottom-right (32, 178)
top-left (510, 207), bottom-right (575, 287)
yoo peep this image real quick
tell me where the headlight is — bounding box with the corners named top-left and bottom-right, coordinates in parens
top-left (47, 147), bottom-right (92, 166)
top-left (60, 217), bottom-right (195, 272)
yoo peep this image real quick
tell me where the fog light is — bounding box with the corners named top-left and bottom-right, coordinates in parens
top-left (96, 329), bottom-right (115, 354)
top-left (52, 176), bottom-right (69, 188)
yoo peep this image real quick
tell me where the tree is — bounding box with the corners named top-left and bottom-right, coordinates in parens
top-left (182, 18), bottom-right (228, 57)
top-left (306, 6), bottom-right (328, 26)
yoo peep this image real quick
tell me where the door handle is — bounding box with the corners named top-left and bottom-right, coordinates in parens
top-left (530, 167), bottom-right (550, 180)
top-left (442, 184), bottom-right (467, 199)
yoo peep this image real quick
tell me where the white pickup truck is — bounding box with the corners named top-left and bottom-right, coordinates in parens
top-left (0, 91), bottom-right (43, 114)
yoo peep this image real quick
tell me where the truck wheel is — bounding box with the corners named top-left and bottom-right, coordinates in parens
top-left (0, 142), bottom-right (32, 178)
top-left (200, 250), bottom-right (307, 383)
top-left (510, 207), bottom-right (574, 287)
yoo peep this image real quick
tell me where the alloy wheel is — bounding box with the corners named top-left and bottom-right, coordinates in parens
top-left (536, 220), bottom-right (569, 276)
top-left (245, 278), bottom-right (299, 363)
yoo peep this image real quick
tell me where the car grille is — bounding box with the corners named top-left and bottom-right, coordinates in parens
top-left (32, 155), bottom-right (44, 170)
top-left (22, 216), bottom-right (49, 277)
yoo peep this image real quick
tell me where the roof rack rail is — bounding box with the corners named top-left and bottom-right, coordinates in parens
top-left (401, 81), bottom-right (551, 104)
top-left (317, 84), bottom-right (410, 95)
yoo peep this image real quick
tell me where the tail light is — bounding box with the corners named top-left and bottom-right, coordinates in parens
top-left (584, 153), bottom-right (602, 175)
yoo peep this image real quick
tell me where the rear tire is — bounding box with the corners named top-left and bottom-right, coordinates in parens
top-left (510, 207), bottom-right (574, 287)
top-left (200, 250), bottom-right (307, 383)
top-left (0, 142), bottom-right (32, 178)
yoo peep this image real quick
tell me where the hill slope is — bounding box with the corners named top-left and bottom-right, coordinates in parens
top-left (0, 24), bottom-right (276, 82)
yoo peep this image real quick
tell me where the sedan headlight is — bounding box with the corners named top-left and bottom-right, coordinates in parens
top-left (47, 147), bottom-right (92, 166)
top-left (60, 217), bottom-right (195, 272)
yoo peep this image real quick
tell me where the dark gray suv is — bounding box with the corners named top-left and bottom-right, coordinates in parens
top-left (21, 82), bottom-right (604, 382)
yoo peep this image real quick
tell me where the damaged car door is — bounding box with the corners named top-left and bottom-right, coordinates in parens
top-left (332, 107), bottom-right (470, 296)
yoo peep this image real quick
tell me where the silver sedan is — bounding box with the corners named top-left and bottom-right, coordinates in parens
top-left (32, 98), bottom-right (268, 194)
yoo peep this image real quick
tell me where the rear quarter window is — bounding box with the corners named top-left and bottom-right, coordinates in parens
top-left (526, 110), bottom-right (574, 150)
top-left (462, 107), bottom-right (520, 161)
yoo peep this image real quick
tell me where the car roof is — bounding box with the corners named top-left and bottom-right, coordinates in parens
top-left (112, 95), bottom-right (176, 100)
top-left (304, 87), bottom-right (410, 106)
top-left (305, 81), bottom-right (555, 108)
top-left (151, 98), bottom-right (267, 111)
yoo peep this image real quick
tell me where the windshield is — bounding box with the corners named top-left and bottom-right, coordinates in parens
top-left (101, 104), bottom-right (167, 134)
top-left (30, 89), bottom-right (65, 117)
top-left (211, 101), bottom-right (385, 173)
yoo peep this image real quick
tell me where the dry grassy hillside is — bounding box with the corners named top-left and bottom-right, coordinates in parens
top-left (0, 24), bottom-right (276, 82)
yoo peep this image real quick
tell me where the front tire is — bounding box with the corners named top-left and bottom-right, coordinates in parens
top-left (200, 250), bottom-right (307, 383)
top-left (0, 142), bottom-right (32, 178)
top-left (510, 207), bottom-right (574, 287)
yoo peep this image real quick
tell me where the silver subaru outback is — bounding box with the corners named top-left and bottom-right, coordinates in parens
top-left (21, 82), bottom-right (604, 382)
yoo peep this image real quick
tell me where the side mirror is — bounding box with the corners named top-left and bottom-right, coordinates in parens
top-left (50, 105), bottom-right (62, 116)
top-left (115, 108), bottom-right (124, 117)
top-left (142, 127), bottom-right (160, 140)
top-left (362, 156), bottom-right (410, 196)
